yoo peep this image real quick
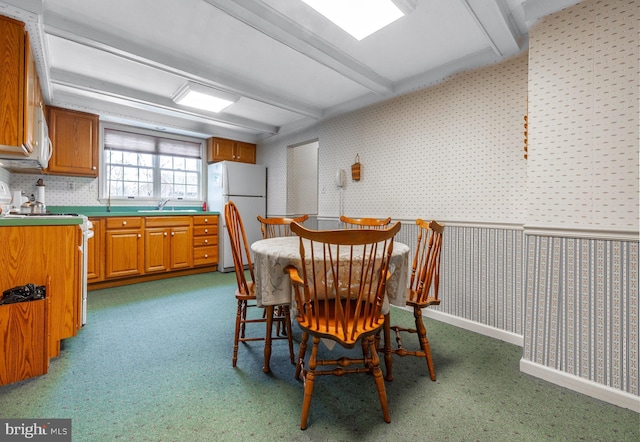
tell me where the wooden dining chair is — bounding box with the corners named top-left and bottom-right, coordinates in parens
top-left (257, 214), bottom-right (309, 239)
top-left (379, 219), bottom-right (444, 381)
top-left (256, 214), bottom-right (309, 336)
top-left (339, 215), bottom-right (392, 229)
top-left (224, 201), bottom-right (295, 372)
top-left (285, 221), bottom-right (401, 430)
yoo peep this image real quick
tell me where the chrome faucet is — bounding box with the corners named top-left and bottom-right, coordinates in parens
top-left (156, 198), bottom-right (170, 210)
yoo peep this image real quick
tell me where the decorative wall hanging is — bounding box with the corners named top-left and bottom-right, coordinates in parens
top-left (523, 115), bottom-right (528, 160)
top-left (351, 154), bottom-right (361, 181)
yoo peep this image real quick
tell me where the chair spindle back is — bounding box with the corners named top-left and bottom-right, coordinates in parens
top-left (257, 214), bottom-right (309, 239)
top-left (340, 215), bottom-right (392, 230)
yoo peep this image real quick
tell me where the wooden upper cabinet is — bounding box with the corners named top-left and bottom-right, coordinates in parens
top-left (0, 15), bottom-right (40, 155)
top-left (46, 106), bottom-right (99, 177)
top-left (207, 137), bottom-right (256, 164)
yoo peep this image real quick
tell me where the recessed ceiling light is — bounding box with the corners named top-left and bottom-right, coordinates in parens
top-left (301, 0), bottom-right (413, 41)
top-left (172, 82), bottom-right (239, 113)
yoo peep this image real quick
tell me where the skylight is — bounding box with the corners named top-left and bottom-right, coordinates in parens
top-left (301, 0), bottom-right (406, 41)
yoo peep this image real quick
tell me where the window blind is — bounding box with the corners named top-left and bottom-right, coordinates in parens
top-left (104, 128), bottom-right (202, 159)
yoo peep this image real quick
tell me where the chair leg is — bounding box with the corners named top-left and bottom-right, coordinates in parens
top-left (233, 299), bottom-right (244, 367)
top-left (381, 313), bottom-right (394, 381)
top-left (367, 336), bottom-right (391, 423)
top-left (263, 305), bottom-right (274, 373)
top-left (414, 307), bottom-right (436, 381)
top-left (240, 300), bottom-right (249, 339)
top-left (284, 306), bottom-right (295, 364)
top-left (295, 331), bottom-right (309, 380)
top-left (300, 337), bottom-right (319, 430)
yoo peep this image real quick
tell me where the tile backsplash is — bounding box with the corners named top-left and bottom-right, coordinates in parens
top-left (8, 173), bottom-right (100, 206)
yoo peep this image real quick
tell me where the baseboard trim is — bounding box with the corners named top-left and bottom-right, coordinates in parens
top-left (398, 307), bottom-right (640, 412)
top-left (419, 308), bottom-right (524, 347)
top-left (520, 359), bottom-right (640, 413)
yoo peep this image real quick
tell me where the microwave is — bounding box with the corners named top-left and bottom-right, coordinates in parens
top-left (0, 107), bottom-right (52, 170)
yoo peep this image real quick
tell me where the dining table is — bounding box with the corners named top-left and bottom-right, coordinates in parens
top-left (251, 235), bottom-right (410, 372)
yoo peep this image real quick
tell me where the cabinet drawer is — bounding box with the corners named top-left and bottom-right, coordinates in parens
top-left (193, 225), bottom-right (216, 236)
top-left (106, 217), bottom-right (143, 229)
top-left (194, 245), bottom-right (218, 266)
top-left (145, 216), bottom-right (191, 228)
top-left (193, 235), bottom-right (217, 247)
top-left (193, 215), bottom-right (218, 226)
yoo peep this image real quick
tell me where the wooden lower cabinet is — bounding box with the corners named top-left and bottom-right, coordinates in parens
top-left (105, 217), bottom-right (144, 279)
top-left (89, 214), bottom-right (217, 289)
top-left (0, 225), bottom-right (81, 364)
top-left (144, 217), bottom-right (192, 273)
top-left (0, 298), bottom-right (49, 385)
top-left (87, 217), bottom-right (104, 283)
top-left (193, 215), bottom-right (218, 266)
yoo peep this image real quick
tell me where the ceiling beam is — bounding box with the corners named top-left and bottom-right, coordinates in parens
top-left (43, 11), bottom-right (323, 120)
top-left (460, 0), bottom-right (523, 57)
top-left (203, 0), bottom-right (394, 96)
top-left (52, 89), bottom-right (261, 141)
top-left (49, 69), bottom-right (279, 135)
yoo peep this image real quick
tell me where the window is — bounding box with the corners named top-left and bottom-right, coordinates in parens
top-left (102, 127), bottom-right (204, 202)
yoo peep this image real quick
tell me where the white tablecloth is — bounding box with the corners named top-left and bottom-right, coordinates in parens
top-left (251, 236), bottom-right (410, 312)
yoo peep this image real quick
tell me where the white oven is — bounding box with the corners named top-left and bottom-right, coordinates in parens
top-left (80, 216), bottom-right (93, 325)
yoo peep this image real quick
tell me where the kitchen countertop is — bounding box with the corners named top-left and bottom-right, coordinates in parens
top-left (0, 215), bottom-right (83, 226)
top-left (0, 206), bottom-right (219, 226)
top-left (48, 206), bottom-right (219, 217)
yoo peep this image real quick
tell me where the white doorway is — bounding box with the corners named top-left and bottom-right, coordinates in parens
top-left (286, 140), bottom-right (318, 216)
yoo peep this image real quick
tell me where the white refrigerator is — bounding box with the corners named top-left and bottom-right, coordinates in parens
top-left (207, 161), bottom-right (266, 272)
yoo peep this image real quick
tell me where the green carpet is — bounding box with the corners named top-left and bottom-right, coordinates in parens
top-left (0, 273), bottom-right (637, 441)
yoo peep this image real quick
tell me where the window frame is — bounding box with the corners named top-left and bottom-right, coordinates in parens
top-left (99, 122), bottom-right (206, 206)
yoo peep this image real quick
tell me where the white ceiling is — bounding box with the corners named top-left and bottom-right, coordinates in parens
top-left (1, 0), bottom-right (581, 143)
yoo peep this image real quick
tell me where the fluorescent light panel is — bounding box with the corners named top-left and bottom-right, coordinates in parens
top-left (301, 0), bottom-right (405, 40)
top-left (172, 82), bottom-right (238, 113)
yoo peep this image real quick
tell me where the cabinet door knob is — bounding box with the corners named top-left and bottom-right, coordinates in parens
top-left (137, 234), bottom-right (141, 238)
top-left (164, 232), bottom-right (168, 236)
top-left (92, 166), bottom-right (97, 170)
top-left (204, 254), bottom-right (208, 258)
top-left (122, 221), bottom-right (127, 226)
top-left (171, 232), bottom-right (175, 236)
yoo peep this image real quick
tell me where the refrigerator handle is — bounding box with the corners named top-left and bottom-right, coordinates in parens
top-left (222, 163), bottom-right (229, 196)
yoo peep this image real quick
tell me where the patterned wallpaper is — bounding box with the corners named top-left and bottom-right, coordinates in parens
top-left (523, 0), bottom-right (639, 402)
top-left (525, 236), bottom-right (638, 396)
top-left (259, 53), bottom-right (529, 223)
top-left (526, 0), bottom-right (639, 233)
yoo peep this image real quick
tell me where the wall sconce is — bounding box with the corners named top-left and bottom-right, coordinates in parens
top-left (351, 154), bottom-right (361, 181)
